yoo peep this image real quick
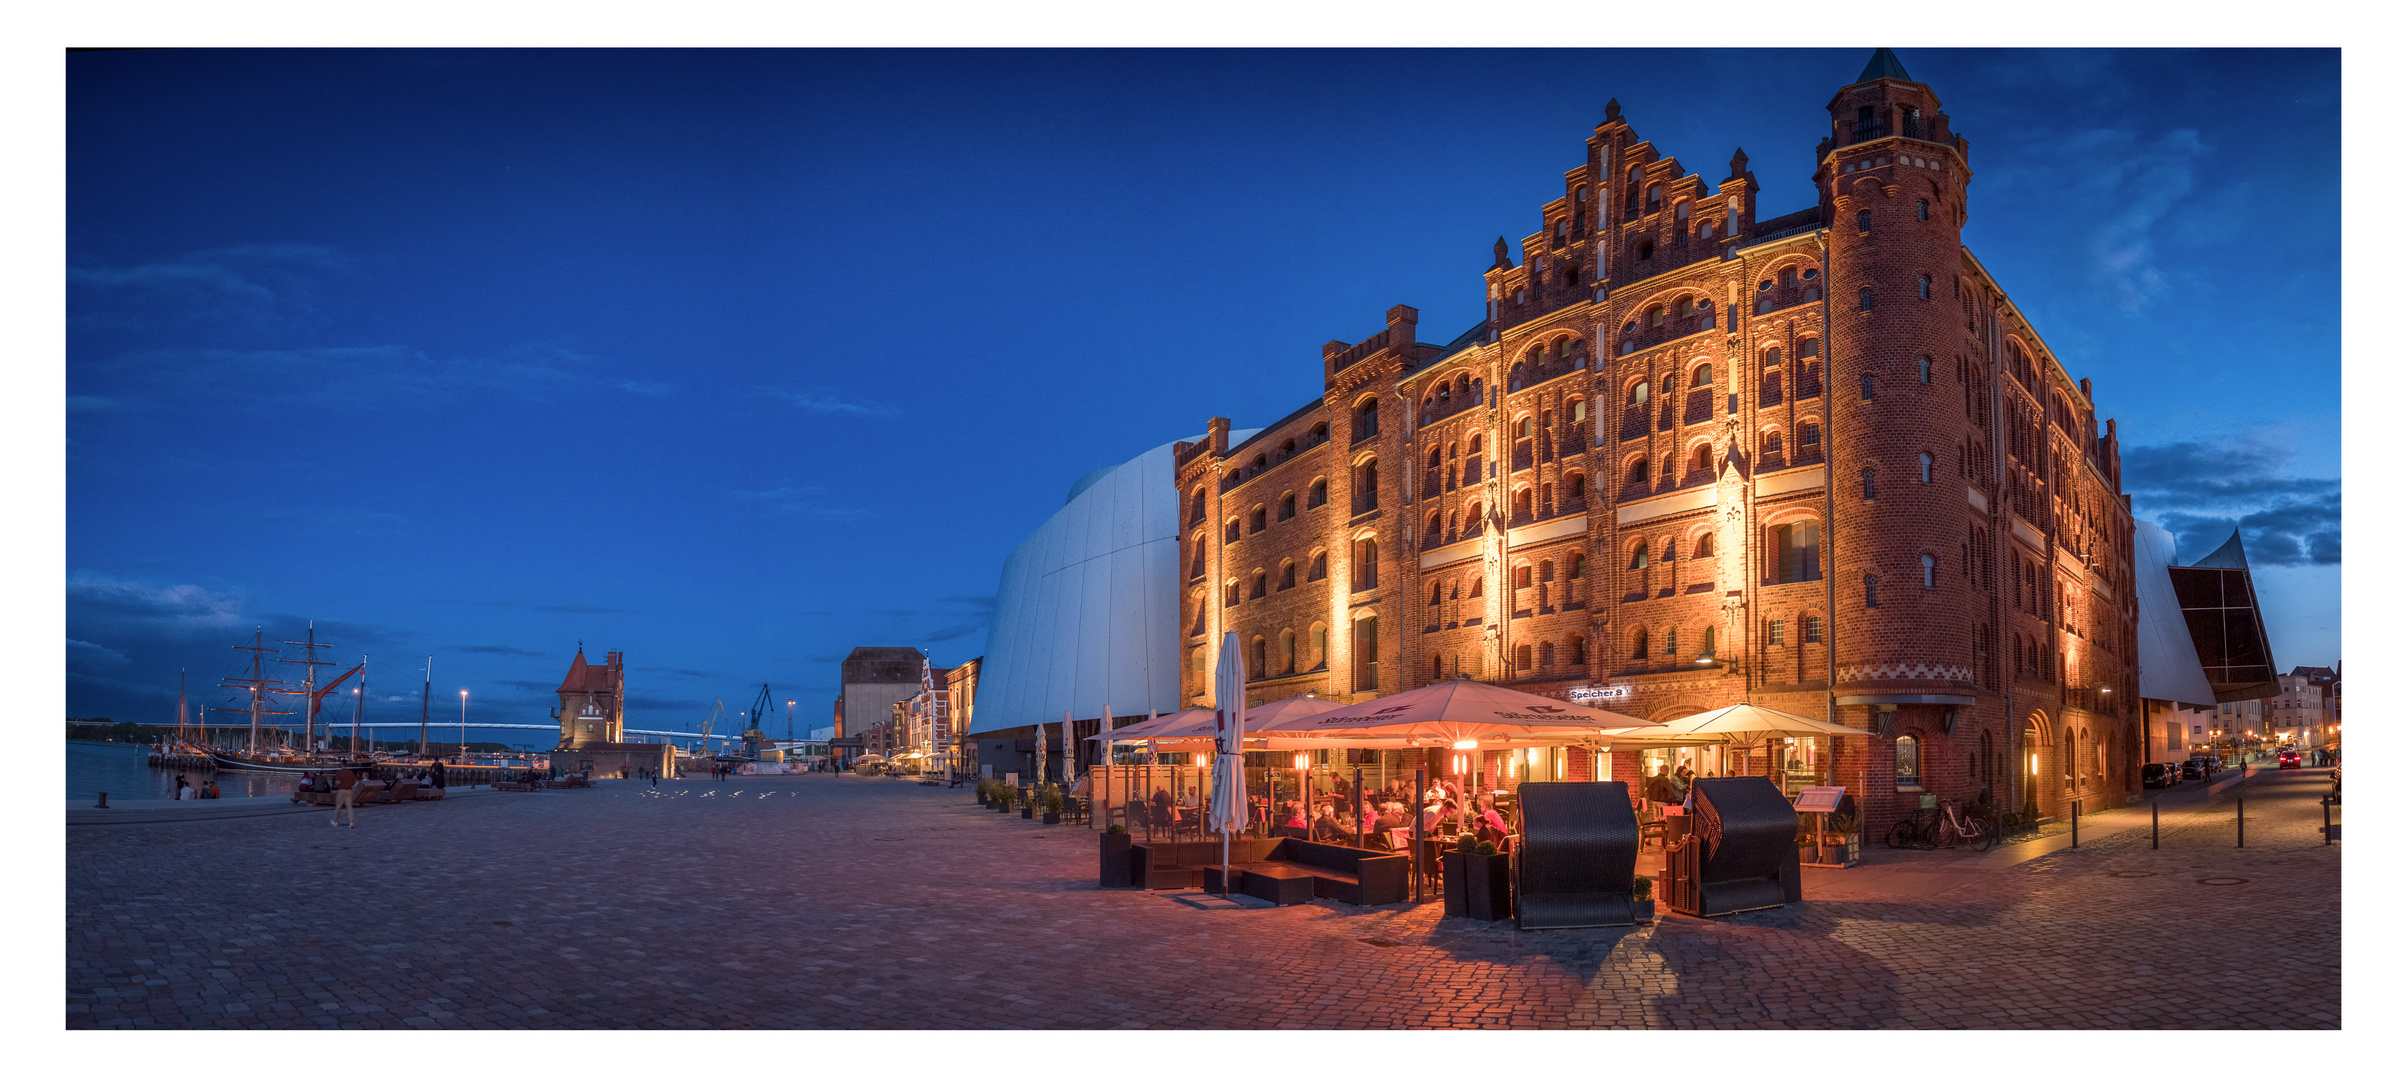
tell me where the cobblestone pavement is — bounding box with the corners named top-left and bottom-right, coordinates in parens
top-left (66, 770), bottom-right (2338, 1029)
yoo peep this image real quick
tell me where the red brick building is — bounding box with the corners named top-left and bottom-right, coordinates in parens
top-left (1172, 50), bottom-right (2139, 837)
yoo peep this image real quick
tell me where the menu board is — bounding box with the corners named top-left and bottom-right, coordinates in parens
top-left (1793, 786), bottom-right (1846, 813)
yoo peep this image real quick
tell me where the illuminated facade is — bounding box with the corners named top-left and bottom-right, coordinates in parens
top-left (1174, 50), bottom-right (2141, 835)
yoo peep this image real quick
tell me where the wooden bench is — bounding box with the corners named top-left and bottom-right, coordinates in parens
top-left (1138, 838), bottom-right (1408, 906)
top-left (1201, 863), bottom-right (1316, 906)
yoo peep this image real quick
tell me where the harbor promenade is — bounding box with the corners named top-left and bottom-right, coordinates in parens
top-left (67, 769), bottom-right (2338, 1029)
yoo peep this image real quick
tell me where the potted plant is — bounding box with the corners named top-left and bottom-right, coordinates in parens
top-left (1461, 838), bottom-right (1511, 922)
top-left (1099, 823), bottom-right (1134, 887)
top-left (1020, 784), bottom-right (1035, 819)
top-left (996, 784), bottom-right (1017, 813)
top-left (1041, 784), bottom-right (1063, 825)
top-left (1827, 810), bottom-right (1861, 866)
top-left (1440, 838), bottom-right (1468, 917)
top-left (1631, 874), bottom-right (1656, 922)
top-left (976, 779), bottom-right (992, 806)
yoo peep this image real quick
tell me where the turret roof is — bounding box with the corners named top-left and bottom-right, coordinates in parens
top-left (1856, 47), bottom-right (1913, 84)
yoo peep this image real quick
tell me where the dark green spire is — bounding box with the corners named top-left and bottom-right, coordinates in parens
top-left (1856, 47), bottom-right (1912, 84)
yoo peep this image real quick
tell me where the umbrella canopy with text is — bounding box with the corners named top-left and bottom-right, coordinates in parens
top-left (1598, 702), bottom-right (1866, 746)
top-left (1084, 707), bottom-right (1215, 746)
top-left (1256, 677), bottom-right (1659, 747)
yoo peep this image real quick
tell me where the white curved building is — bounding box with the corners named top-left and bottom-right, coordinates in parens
top-left (971, 432), bottom-right (1257, 736)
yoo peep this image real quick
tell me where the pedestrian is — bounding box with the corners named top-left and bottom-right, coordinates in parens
top-left (651, 769), bottom-right (658, 789)
top-left (332, 766), bottom-right (358, 828)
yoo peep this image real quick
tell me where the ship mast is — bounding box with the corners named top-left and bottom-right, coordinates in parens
top-left (212, 626), bottom-right (292, 754)
top-left (352, 655), bottom-right (368, 758)
top-left (280, 623), bottom-right (335, 754)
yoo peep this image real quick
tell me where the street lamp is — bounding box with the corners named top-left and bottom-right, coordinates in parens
top-left (459, 689), bottom-right (469, 765)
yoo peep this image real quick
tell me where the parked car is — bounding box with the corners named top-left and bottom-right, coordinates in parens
top-left (2189, 757), bottom-right (2219, 778)
top-left (2142, 762), bottom-right (2178, 789)
top-left (2279, 750), bottom-right (2302, 769)
top-left (2181, 760), bottom-right (2208, 781)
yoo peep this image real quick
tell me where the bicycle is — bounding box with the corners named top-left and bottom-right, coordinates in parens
top-left (1884, 804), bottom-right (1938, 849)
top-left (1935, 798), bottom-right (1996, 852)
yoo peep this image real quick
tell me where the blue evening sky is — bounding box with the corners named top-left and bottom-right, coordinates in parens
top-left (64, 48), bottom-right (2340, 740)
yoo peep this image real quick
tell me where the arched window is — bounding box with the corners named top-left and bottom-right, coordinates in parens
top-left (1918, 356), bottom-right (1932, 384)
top-left (1278, 559), bottom-right (1296, 590)
top-left (1189, 538), bottom-right (1207, 580)
top-left (1279, 629), bottom-right (1297, 675)
top-left (1468, 433), bottom-right (1483, 455)
top-left (1189, 592), bottom-right (1206, 637)
top-left (1517, 415), bottom-right (1534, 439)
top-left (1865, 574), bottom-right (1880, 609)
top-left (1307, 478), bottom-right (1328, 508)
top-left (1279, 492), bottom-right (1297, 520)
top-left (1565, 338), bottom-right (1586, 368)
top-left (1662, 538), bottom-right (1677, 562)
top-left (1918, 274), bottom-right (1932, 300)
top-left (1694, 532), bottom-right (1715, 558)
top-left (1620, 322), bottom-right (1638, 355)
top-left (1627, 458), bottom-right (1649, 485)
top-left (1252, 570), bottom-right (1268, 599)
top-left (1630, 627), bottom-right (1650, 659)
top-left (1470, 378), bottom-right (1485, 404)
top-left (1647, 306), bottom-right (1666, 328)
top-left (1307, 550), bottom-right (1326, 582)
top-left (1352, 615), bottom-right (1380, 692)
top-left (1629, 542), bottom-right (1650, 570)
top-left (1689, 442), bottom-right (1713, 479)
top-left (1249, 505), bottom-right (1267, 533)
top-left (1509, 363), bottom-right (1525, 391)
top-left (1700, 625), bottom-right (1717, 658)
top-left (1351, 538), bottom-right (1378, 592)
top-left (1862, 467), bottom-right (1877, 500)
top-left (1919, 452), bottom-right (1934, 484)
top-left (1352, 458), bottom-right (1378, 513)
top-left (1895, 735), bottom-right (1921, 787)
top-left (1645, 183), bottom-right (1662, 209)
top-left (1224, 581), bottom-right (1241, 607)
top-left (1468, 575), bottom-right (1484, 598)
top-left (1424, 509), bottom-right (1443, 540)
top-left (1569, 635), bottom-right (1588, 665)
top-left (1771, 522), bottom-right (1822, 584)
top-left (1677, 297), bottom-right (1697, 318)
top-left (1309, 422), bottom-right (1329, 445)
top-left (1310, 622), bottom-right (1328, 667)
top-left (1355, 398), bottom-right (1379, 438)
top-left (1224, 519), bottom-right (1240, 544)
top-left (1189, 490), bottom-right (1206, 525)
top-left (1630, 381), bottom-right (1650, 406)
top-left (1250, 636), bottom-right (1267, 676)
top-left (1859, 287), bottom-right (1874, 311)
top-left (1567, 553), bottom-right (1586, 579)
top-left (1564, 471), bottom-right (1587, 500)
top-left (1763, 430), bottom-right (1784, 459)
top-left (1857, 208), bottom-right (1872, 233)
top-left (1515, 643), bottom-right (1534, 673)
top-left (1664, 628), bottom-right (1678, 655)
top-left (1675, 200), bottom-right (1691, 221)
top-left (1692, 363), bottom-right (1713, 387)
top-left (1798, 337), bottom-right (1820, 358)
top-left (1916, 198), bottom-right (1929, 222)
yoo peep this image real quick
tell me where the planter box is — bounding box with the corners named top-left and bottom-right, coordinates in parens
top-left (995, 800), bottom-right (1013, 813)
top-left (1631, 898), bottom-right (1656, 922)
top-left (1441, 850), bottom-right (1467, 917)
top-left (977, 793), bottom-right (989, 806)
top-left (1098, 833), bottom-right (1134, 888)
top-left (1043, 811), bottom-right (1061, 825)
top-left (1463, 851), bottom-right (1511, 922)
top-left (1021, 806), bottom-right (1034, 820)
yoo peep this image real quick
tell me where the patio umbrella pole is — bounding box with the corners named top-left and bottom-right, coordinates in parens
top-left (1353, 767), bottom-right (1363, 850)
top-left (1414, 767), bottom-right (1425, 903)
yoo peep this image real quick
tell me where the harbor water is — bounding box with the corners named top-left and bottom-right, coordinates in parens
top-left (66, 741), bottom-right (300, 801)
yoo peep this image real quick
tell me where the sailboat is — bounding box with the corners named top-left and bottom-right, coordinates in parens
top-left (204, 626), bottom-right (373, 772)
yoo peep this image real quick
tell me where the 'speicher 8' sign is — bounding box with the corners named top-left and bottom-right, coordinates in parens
top-left (1568, 685), bottom-right (1633, 702)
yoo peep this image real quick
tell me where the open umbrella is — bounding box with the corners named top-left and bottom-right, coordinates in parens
top-left (1208, 631), bottom-right (1246, 898)
top-left (1254, 677), bottom-right (1659, 747)
top-left (1599, 703), bottom-right (1865, 743)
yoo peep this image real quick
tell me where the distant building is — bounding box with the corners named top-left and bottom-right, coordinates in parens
top-left (836, 647), bottom-right (925, 765)
top-left (2275, 665), bottom-right (2337, 750)
top-left (549, 648), bottom-right (672, 779)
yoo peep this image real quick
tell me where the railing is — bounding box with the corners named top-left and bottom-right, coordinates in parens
top-left (1846, 119), bottom-right (1887, 145)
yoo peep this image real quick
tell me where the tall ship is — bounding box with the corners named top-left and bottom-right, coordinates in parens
top-left (204, 624), bottom-right (374, 772)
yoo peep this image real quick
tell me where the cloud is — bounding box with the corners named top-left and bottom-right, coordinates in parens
top-left (67, 572), bottom-right (246, 628)
top-left (68, 638), bottom-right (130, 667)
top-left (2053, 128), bottom-right (2209, 313)
top-left (78, 340), bottom-right (672, 414)
top-left (481, 599), bottom-right (634, 615)
top-left (457, 644), bottom-right (547, 656)
top-left (755, 386), bottom-right (898, 418)
top-left (496, 679), bottom-right (557, 692)
top-left (2124, 438), bottom-right (2338, 566)
top-left (68, 243), bottom-right (347, 335)
top-left (615, 379), bottom-right (678, 397)
top-left (729, 486), bottom-right (874, 522)
top-left (660, 667), bottom-right (714, 679)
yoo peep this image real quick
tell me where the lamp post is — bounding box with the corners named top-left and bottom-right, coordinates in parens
top-left (459, 689), bottom-right (469, 764)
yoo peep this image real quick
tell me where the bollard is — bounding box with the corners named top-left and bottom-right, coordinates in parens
top-left (2236, 798), bottom-right (2244, 848)
top-left (96, 791), bottom-right (108, 809)
top-left (2071, 801), bottom-right (2079, 848)
top-left (2152, 802), bottom-right (2159, 849)
top-left (2324, 796), bottom-right (2333, 846)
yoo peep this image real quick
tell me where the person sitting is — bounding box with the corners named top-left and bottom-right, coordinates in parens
top-left (204, 780), bottom-right (221, 799)
top-left (1308, 805), bottom-right (1340, 841)
top-left (1150, 787), bottom-right (1176, 825)
top-left (1282, 800), bottom-right (1307, 831)
top-left (1472, 793), bottom-right (1510, 845)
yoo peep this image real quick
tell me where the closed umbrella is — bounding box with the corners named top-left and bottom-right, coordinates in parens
top-left (1209, 631), bottom-right (1247, 898)
top-left (1035, 716), bottom-right (1047, 789)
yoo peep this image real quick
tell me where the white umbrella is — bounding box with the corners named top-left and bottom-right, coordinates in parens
top-left (1208, 630), bottom-right (1247, 898)
top-left (1598, 702), bottom-right (1866, 777)
top-left (1084, 707), bottom-right (1216, 746)
top-left (1035, 715), bottom-right (1047, 788)
top-left (1257, 677), bottom-right (1659, 748)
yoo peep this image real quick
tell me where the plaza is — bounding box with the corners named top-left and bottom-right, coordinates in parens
top-left (66, 768), bottom-right (2336, 1029)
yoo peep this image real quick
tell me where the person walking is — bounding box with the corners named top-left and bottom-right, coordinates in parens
top-left (331, 766), bottom-right (358, 828)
